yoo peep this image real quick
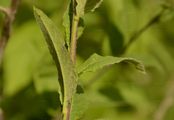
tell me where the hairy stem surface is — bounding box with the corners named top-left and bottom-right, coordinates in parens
top-left (70, 15), bottom-right (79, 64)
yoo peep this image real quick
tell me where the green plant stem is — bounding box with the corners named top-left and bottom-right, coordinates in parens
top-left (63, 1), bottom-right (79, 120)
top-left (70, 15), bottom-right (79, 63)
top-left (63, 101), bottom-right (71, 120)
top-left (63, 17), bottom-right (79, 119)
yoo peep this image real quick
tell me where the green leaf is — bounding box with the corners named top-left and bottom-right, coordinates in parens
top-left (63, 1), bottom-right (85, 48)
top-left (85, 0), bottom-right (103, 13)
top-left (33, 52), bottom-right (59, 94)
top-left (0, 0), bottom-right (10, 6)
top-left (75, 0), bottom-right (87, 17)
top-left (70, 86), bottom-right (88, 120)
top-left (3, 22), bottom-right (45, 96)
top-left (75, 0), bottom-right (103, 17)
top-left (34, 7), bottom-right (77, 104)
top-left (70, 94), bottom-right (87, 120)
top-left (78, 53), bottom-right (145, 76)
top-left (63, 0), bottom-right (72, 49)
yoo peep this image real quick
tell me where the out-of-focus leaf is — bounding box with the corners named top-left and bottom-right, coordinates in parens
top-left (26, 0), bottom-right (61, 12)
top-left (3, 22), bottom-right (45, 96)
top-left (78, 53), bottom-right (145, 77)
top-left (160, 9), bottom-right (174, 22)
top-left (2, 87), bottom-right (60, 120)
top-left (34, 8), bottom-right (77, 105)
top-left (2, 21), bottom-right (61, 97)
top-left (0, 0), bottom-right (10, 6)
top-left (126, 28), bottom-right (174, 74)
top-left (33, 52), bottom-right (59, 94)
top-left (85, 0), bottom-right (103, 13)
top-left (117, 81), bottom-right (152, 117)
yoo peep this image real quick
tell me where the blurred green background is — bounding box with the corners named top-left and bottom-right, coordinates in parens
top-left (1, 0), bottom-right (174, 120)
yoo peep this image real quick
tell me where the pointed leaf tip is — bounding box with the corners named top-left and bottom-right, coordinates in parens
top-left (34, 8), bottom-right (78, 105)
top-left (78, 53), bottom-right (146, 77)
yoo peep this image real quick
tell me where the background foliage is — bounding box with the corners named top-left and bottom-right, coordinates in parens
top-left (1, 0), bottom-right (174, 120)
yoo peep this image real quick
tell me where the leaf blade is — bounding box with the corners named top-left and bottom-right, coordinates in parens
top-left (63, 0), bottom-right (72, 49)
top-left (34, 7), bottom-right (77, 104)
top-left (78, 53), bottom-right (145, 76)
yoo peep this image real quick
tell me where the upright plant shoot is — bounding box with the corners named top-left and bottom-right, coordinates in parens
top-left (34, 0), bottom-right (145, 120)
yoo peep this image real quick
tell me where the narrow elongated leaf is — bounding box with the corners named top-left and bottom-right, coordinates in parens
top-left (63, 1), bottom-right (85, 48)
top-left (63, 0), bottom-right (72, 49)
top-left (78, 53), bottom-right (145, 76)
top-left (85, 0), bottom-right (103, 13)
top-left (34, 7), bottom-right (77, 104)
